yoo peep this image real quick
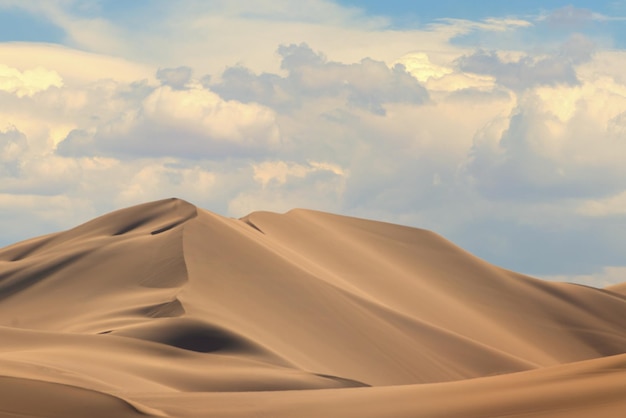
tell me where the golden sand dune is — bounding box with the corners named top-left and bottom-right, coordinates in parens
top-left (1, 198), bottom-right (626, 417)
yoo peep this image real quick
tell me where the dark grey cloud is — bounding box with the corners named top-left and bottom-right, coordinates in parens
top-left (56, 129), bottom-right (92, 157)
top-left (457, 50), bottom-right (579, 90)
top-left (212, 43), bottom-right (429, 115)
top-left (213, 66), bottom-right (284, 107)
top-left (278, 43), bottom-right (326, 68)
top-left (156, 66), bottom-right (193, 90)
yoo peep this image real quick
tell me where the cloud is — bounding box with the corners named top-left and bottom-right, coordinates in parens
top-left (431, 17), bottom-right (532, 38)
top-left (115, 160), bottom-right (218, 206)
top-left (0, 126), bottom-right (28, 175)
top-left (229, 159), bottom-right (347, 216)
top-left (0, 1), bottom-right (434, 75)
top-left (463, 79), bottom-right (626, 201)
top-left (560, 33), bottom-right (596, 64)
top-left (0, 126), bottom-right (81, 196)
top-left (58, 83), bottom-right (282, 159)
top-left (0, 1), bottom-right (535, 81)
top-left (0, 64), bottom-right (62, 97)
top-left (543, 5), bottom-right (596, 27)
top-left (212, 43), bottom-right (429, 115)
top-left (394, 53), bottom-right (452, 83)
top-left (0, 43), bottom-right (154, 84)
top-left (156, 66), bottom-right (193, 90)
top-left (457, 50), bottom-right (579, 90)
top-left (252, 160), bottom-right (345, 188)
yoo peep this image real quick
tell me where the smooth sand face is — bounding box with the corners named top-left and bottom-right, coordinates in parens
top-left (1, 198), bottom-right (626, 417)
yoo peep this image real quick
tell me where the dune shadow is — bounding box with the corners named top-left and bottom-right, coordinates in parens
top-left (0, 252), bottom-right (88, 301)
top-left (242, 218), bottom-right (265, 234)
top-left (110, 319), bottom-right (256, 354)
top-left (151, 219), bottom-right (189, 235)
top-left (0, 236), bottom-right (58, 262)
top-left (314, 373), bottom-right (371, 388)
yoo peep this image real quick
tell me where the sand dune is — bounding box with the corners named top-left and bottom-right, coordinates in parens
top-left (1, 197), bottom-right (626, 417)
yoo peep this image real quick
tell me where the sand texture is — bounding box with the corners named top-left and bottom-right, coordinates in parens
top-left (1, 198), bottom-right (626, 417)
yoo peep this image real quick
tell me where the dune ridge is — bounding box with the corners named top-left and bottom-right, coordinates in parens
top-left (1, 197), bottom-right (626, 417)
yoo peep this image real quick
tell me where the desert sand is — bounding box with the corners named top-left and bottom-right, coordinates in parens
top-left (1, 197), bottom-right (626, 417)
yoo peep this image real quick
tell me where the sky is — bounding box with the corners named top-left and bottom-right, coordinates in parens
top-left (1, 1), bottom-right (626, 287)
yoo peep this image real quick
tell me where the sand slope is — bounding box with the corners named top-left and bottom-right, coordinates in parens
top-left (1, 198), bottom-right (626, 417)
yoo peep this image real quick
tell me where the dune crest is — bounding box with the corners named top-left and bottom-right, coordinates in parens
top-left (1, 198), bottom-right (626, 417)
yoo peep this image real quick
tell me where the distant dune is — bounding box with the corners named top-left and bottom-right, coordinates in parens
top-left (1, 198), bottom-right (626, 417)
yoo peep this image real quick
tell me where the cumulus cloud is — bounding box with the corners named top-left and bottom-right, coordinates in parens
top-left (0, 125), bottom-right (81, 196)
top-left (394, 53), bottom-right (453, 83)
top-left (156, 66), bottom-right (193, 89)
top-left (58, 83), bottom-right (281, 159)
top-left (464, 80), bottom-right (626, 200)
top-left (212, 43), bottom-right (429, 115)
top-left (457, 50), bottom-right (579, 90)
top-left (0, 64), bottom-right (63, 97)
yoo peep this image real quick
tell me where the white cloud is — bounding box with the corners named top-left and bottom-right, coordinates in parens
top-left (58, 84), bottom-right (282, 159)
top-left (230, 160), bottom-right (347, 217)
top-left (253, 160), bottom-right (345, 188)
top-left (430, 17), bottom-right (532, 37)
top-left (394, 52), bottom-right (453, 83)
top-left (142, 86), bottom-right (279, 147)
top-left (463, 74), bottom-right (626, 200)
top-left (0, 43), bottom-right (154, 84)
top-left (0, 64), bottom-right (63, 97)
top-left (115, 161), bottom-right (218, 207)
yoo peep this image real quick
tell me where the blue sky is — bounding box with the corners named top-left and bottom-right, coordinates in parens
top-left (338, 0), bottom-right (617, 20)
top-left (1, 1), bottom-right (626, 287)
top-left (0, 8), bottom-right (64, 43)
top-left (4, 1), bottom-right (626, 45)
